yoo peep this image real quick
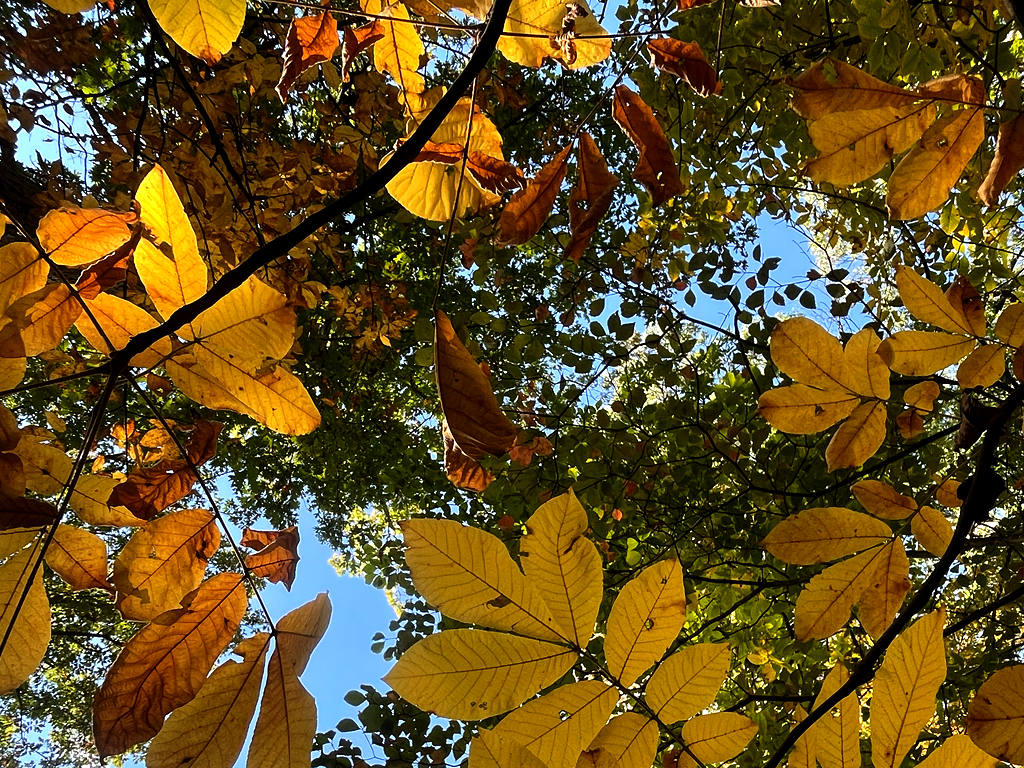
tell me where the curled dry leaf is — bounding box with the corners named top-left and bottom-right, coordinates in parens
top-left (242, 525), bottom-right (300, 590)
top-left (979, 114), bottom-right (1024, 206)
top-left (497, 146), bottom-right (572, 246)
top-left (276, 11), bottom-right (340, 102)
top-left (647, 38), bottom-right (722, 97)
top-left (564, 133), bottom-right (619, 264)
top-left (612, 85), bottom-right (684, 207)
top-left (434, 310), bottom-right (518, 460)
top-left (442, 420), bottom-right (494, 492)
top-left (413, 142), bottom-right (524, 193)
top-left (340, 22), bottom-right (385, 82)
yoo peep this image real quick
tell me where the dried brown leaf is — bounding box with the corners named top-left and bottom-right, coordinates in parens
top-left (979, 114), bottom-right (1024, 206)
top-left (0, 496), bottom-right (57, 529)
top-left (276, 11), bottom-right (340, 102)
top-left (612, 85), bottom-right (684, 207)
top-left (442, 420), bottom-right (493, 492)
top-left (340, 22), bottom-right (385, 82)
top-left (564, 133), bottom-right (619, 264)
top-left (243, 526), bottom-right (300, 589)
top-left (497, 146), bottom-right (572, 245)
top-left (647, 38), bottom-right (722, 97)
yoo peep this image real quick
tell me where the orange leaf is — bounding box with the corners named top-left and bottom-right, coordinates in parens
top-left (647, 38), bottom-right (722, 97)
top-left (340, 22), bottom-right (385, 82)
top-left (35, 205), bottom-right (136, 267)
top-left (74, 235), bottom-right (135, 300)
top-left (0, 242), bottom-right (48, 315)
top-left (93, 572), bottom-right (248, 758)
top-left (45, 524), bottom-right (114, 593)
top-left (74, 293), bottom-right (172, 369)
top-left (0, 283), bottom-right (82, 358)
top-left (243, 526), bottom-right (300, 589)
top-left (788, 59), bottom-right (922, 120)
top-left (442, 419), bottom-right (493, 492)
top-left (276, 11), bottom-right (340, 102)
top-left (612, 85), bottom-right (684, 207)
top-left (498, 146), bottom-right (572, 245)
top-left (107, 461), bottom-right (200, 520)
top-left (413, 142), bottom-right (524, 193)
top-left (564, 133), bottom-right (619, 264)
top-left (434, 310), bottom-right (518, 459)
top-left (979, 114), bottom-right (1024, 206)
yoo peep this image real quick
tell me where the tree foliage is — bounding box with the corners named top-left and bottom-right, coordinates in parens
top-left (1, 0), bottom-right (1024, 764)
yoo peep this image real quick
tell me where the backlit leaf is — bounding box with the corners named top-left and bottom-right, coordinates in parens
top-left (917, 734), bottom-right (997, 768)
top-left (339, 22), bottom-right (385, 82)
top-left (498, 146), bottom-right (571, 246)
top-left (789, 705), bottom-right (816, 768)
top-left (496, 0), bottom-right (610, 69)
top-left (811, 663), bottom-right (860, 768)
top-left (762, 507), bottom-right (891, 565)
top-left (11, 436), bottom-right (72, 496)
top-left (936, 479), bottom-right (962, 508)
top-left (107, 461), bottom-right (199, 521)
top-left (887, 106), bottom-right (986, 219)
top-left (0, 242), bottom-right (47, 315)
top-left (45, 524), bottom-right (112, 592)
top-left (246, 654), bottom-right (316, 768)
top-left (966, 665), bottom-right (1024, 764)
top-left (795, 545), bottom-right (884, 640)
top-left (148, 0), bottom-right (245, 64)
top-left (385, 156), bottom-right (500, 221)
top-left (612, 86), bottom-right (684, 207)
top-left (93, 572), bottom-right (248, 757)
top-left (852, 480), bottom-right (916, 519)
top-left (576, 713), bottom-right (658, 768)
top-left (471, 729), bottom-right (551, 768)
top-left (401, 517), bottom-right (563, 641)
top-left (243, 526), bottom-right (300, 590)
top-left (770, 317), bottom-right (851, 391)
top-left (112, 508), bottom-right (221, 621)
top-left (75, 292), bottom-right (172, 369)
top-left (519, 490), bottom-right (602, 647)
top-left (564, 133), bottom-right (619, 264)
top-left (363, 0), bottom-right (425, 96)
top-left (957, 346), bottom-right (1004, 389)
top-left (146, 633), bottom-right (271, 768)
top-left (681, 712), bottom-right (757, 764)
top-left (871, 609), bottom-right (946, 768)
top-left (994, 304), bottom-right (1024, 347)
top-left (904, 380), bottom-right (940, 412)
top-left (895, 266), bottom-right (974, 335)
top-left (36, 206), bottom-right (136, 267)
top-left (912, 505), bottom-right (952, 557)
top-left (0, 544), bottom-right (50, 694)
top-left (645, 642), bottom-right (731, 722)
top-left (877, 331), bottom-right (976, 376)
top-left (788, 59), bottom-right (922, 119)
top-left (68, 475), bottom-right (146, 527)
top-left (442, 420), bottom-right (493, 492)
top-left (843, 328), bottom-right (890, 399)
top-left (0, 283), bottom-right (82, 358)
top-left (825, 399), bottom-right (886, 471)
top-left (979, 114), bottom-right (1024, 206)
top-left (858, 538), bottom-right (910, 639)
top-left (605, 558), bottom-right (686, 686)
top-left (945, 277), bottom-right (985, 337)
top-left (383, 629), bottom-right (576, 719)
top-left (275, 591), bottom-right (331, 676)
top-left (647, 38), bottom-right (722, 97)
top-left (276, 11), bottom-right (339, 102)
top-left (756, 385), bottom-right (860, 435)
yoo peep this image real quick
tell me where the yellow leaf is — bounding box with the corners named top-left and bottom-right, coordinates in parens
top-left (811, 663), bottom-right (860, 768)
top-left (795, 545), bottom-right (884, 640)
top-left (681, 712), bottom-right (757, 764)
top-left (945, 277), bottom-right (986, 337)
top-left (788, 59), bottom-right (923, 120)
top-left (434, 310), bottom-right (519, 459)
top-left (11, 436), bottom-right (72, 496)
top-left (887, 106), bottom-right (986, 219)
top-left (871, 609), bottom-right (947, 768)
top-left (112, 508), bottom-right (221, 621)
top-left (496, 0), bottom-right (610, 69)
top-left (957, 346), bottom-right (1005, 389)
top-left (135, 165), bottom-right (209, 320)
top-left (35, 206), bottom-right (136, 267)
top-left (0, 283), bottom-right (82, 358)
top-left (498, 146), bottom-right (572, 246)
top-left (275, 592), bottom-right (332, 675)
top-left (45, 524), bottom-right (112, 592)
top-left (877, 331), bottom-right (976, 376)
top-left (0, 545), bottom-right (50, 694)
top-left (93, 573), bottom-right (248, 758)
top-left (363, 0), bottom-right (425, 95)
top-left (0, 242), bottom-right (47, 315)
top-left (166, 346), bottom-right (321, 435)
top-left (519, 490), bottom-right (602, 647)
top-left (895, 266), bottom-right (974, 335)
top-left (605, 559), bottom-right (686, 687)
top-left (994, 304), bottom-right (1024, 347)
top-left (761, 507), bottom-right (891, 565)
top-left (490, 681), bottom-right (619, 768)
top-left (0, 357), bottom-right (25, 391)
top-left (858, 539), bottom-right (910, 639)
top-left (904, 381), bottom-right (940, 412)
top-left (68, 475), bottom-right (147, 527)
top-left (75, 293), bottom-right (172, 369)
top-left (851, 480), bottom-right (917, 519)
top-left (916, 734), bottom-right (997, 768)
top-left (612, 86), bottom-right (684, 207)
top-left (770, 317), bottom-right (852, 391)
top-left (385, 156), bottom-right (500, 221)
top-left (843, 328), bottom-right (890, 399)
top-left (576, 713), bottom-right (658, 768)
top-left (148, 0), bottom-right (245, 64)
top-left (384, 629), bottom-right (576, 720)
top-left (935, 479), bottom-right (962, 508)
top-left (401, 517), bottom-right (563, 641)
top-left (789, 705), bottom-right (816, 768)
top-left (756, 385), bottom-right (860, 435)
top-left (912, 506), bottom-right (953, 557)
top-left (825, 400), bottom-right (886, 471)
top-left (967, 666), bottom-right (1024, 765)
top-left (645, 642), bottom-right (731, 722)
top-left (471, 729), bottom-right (551, 768)
top-left (146, 633), bottom-right (271, 768)
top-left (804, 103), bottom-right (935, 186)
top-left (0, 528), bottom-right (44, 559)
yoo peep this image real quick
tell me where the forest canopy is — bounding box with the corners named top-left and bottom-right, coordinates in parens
top-left (1, 0), bottom-right (1024, 764)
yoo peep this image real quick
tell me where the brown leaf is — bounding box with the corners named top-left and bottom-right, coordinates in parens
top-left (442, 420), bottom-right (493, 492)
top-left (0, 283), bottom-right (82, 358)
top-left (647, 38), bottom-right (722, 97)
top-left (917, 73), bottom-right (986, 105)
top-left (788, 59), bottom-right (922, 120)
top-left (93, 572), bottom-right (248, 758)
top-left (243, 526), bottom-right (300, 589)
top-left (45, 524), bottom-right (113, 593)
top-left (340, 22), bottom-right (385, 82)
top-left (0, 454), bottom-right (25, 498)
top-left (945, 276), bottom-right (986, 337)
top-left (0, 496), bottom-right (58, 530)
top-left (107, 461), bottom-right (200, 520)
top-left (564, 132), bottom-right (619, 264)
top-left (185, 420), bottom-right (223, 466)
top-left (434, 310), bottom-right (518, 460)
top-left (74, 231), bottom-right (137, 300)
top-left (413, 142), bottom-right (524, 193)
top-left (497, 146), bottom-right (572, 245)
top-left (276, 11), bottom-right (341, 102)
top-left (979, 114), bottom-right (1024, 206)
top-left (612, 85), bottom-right (684, 207)
top-left (0, 406), bottom-right (19, 452)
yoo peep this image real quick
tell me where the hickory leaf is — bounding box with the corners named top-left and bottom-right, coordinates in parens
top-left (497, 146), bottom-right (572, 246)
top-left (681, 712), bottom-right (757, 764)
top-left (812, 663), bottom-right (860, 768)
top-left (35, 206), bottom-right (136, 267)
top-left (612, 86), bottom-right (684, 207)
top-left (966, 665), bottom-right (1024, 764)
top-left (0, 543), bottom-right (50, 694)
top-left (148, 0), bottom-right (245, 64)
top-left (576, 713), bottom-right (659, 768)
top-left (276, 11), bottom-right (340, 102)
top-left (645, 643), bottom-right (731, 722)
top-left (761, 507), bottom-right (891, 565)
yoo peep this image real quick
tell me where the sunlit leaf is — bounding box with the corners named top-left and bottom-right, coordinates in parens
top-left (904, 381), bottom-right (940, 412)
top-left (795, 545), bottom-right (884, 640)
top-left (45, 523), bottom-right (112, 592)
top-left (442, 420), bottom-right (494, 492)
top-left (93, 572), bottom-right (248, 757)
top-left (843, 328), bottom-right (891, 399)
top-left (788, 58), bottom-right (922, 119)
top-left (605, 558), bottom-right (686, 686)
top-left (149, 0), bottom-right (245, 64)
top-left (946, 277), bottom-right (986, 336)
top-left (11, 436), bottom-right (72, 496)
top-left (36, 206), bottom-right (136, 267)
top-left (242, 526), bottom-right (300, 590)
top-left (275, 591), bottom-right (332, 676)
top-left (0, 283), bottom-right (82, 358)
top-left (75, 293), bottom-right (172, 369)
top-left (647, 38), bottom-right (721, 97)
top-left (66, 475), bottom-right (146, 527)
top-left (858, 539), bottom-right (910, 639)
top-left (363, 0), bottom-right (425, 96)
top-left (496, 0), bottom-right (609, 69)
top-left (912, 506), bottom-right (952, 557)
top-left (824, 399), bottom-right (886, 471)
top-left (789, 705), bottom-right (816, 768)
top-left (967, 665), bottom-right (1024, 765)
top-left (851, 480), bottom-right (916, 519)
top-left (276, 11), bottom-right (339, 102)
top-left (576, 713), bottom-right (658, 768)
top-left (383, 629), bottom-right (576, 720)
top-left (0, 544), bottom-right (50, 694)
top-left (471, 728), bottom-right (551, 768)
top-left (917, 734), bottom-right (997, 768)
top-left (762, 507), bottom-right (891, 565)
top-left (957, 346), bottom-right (1005, 389)
top-left (877, 331), bottom-right (976, 376)
top-left (770, 317), bottom-right (852, 391)
top-left (564, 133), bottom-right (619, 264)
top-left (339, 22), bottom-right (385, 82)
top-left (871, 609), bottom-right (946, 768)
top-left (0, 242), bottom-right (47, 315)
top-left (612, 86), bottom-right (684, 207)
top-left (645, 643), bottom-right (731, 722)
top-left (498, 146), bottom-right (571, 246)
top-left (812, 663), bottom-right (860, 768)
top-left (895, 266), bottom-right (974, 335)
top-left (681, 712), bottom-right (757, 764)
top-left (756, 385), bottom-right (860, 435)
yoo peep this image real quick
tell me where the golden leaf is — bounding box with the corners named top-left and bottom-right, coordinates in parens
top-left (148, 0), bottom-right (245, 64)
top-left (45, 524), bottom-right (113, 592)
top-left (811, 663), bottom-right (860, 768)
top-left (112, 508), bottom-right (221, 621)
top-left (383, 628), bottom-right (576, 719)
top-left (825, 399), bottom-right (886, 470)
top-left (935, 479), bottom-right (962, 508)
top-left (967, 666), bottom-right (1024, 765)
top-left (0, 283), bottom-right (82, 358)
top-left (67, 475), bottom-right (146, 527)
top-left (877, 331), bottom-right (976, 376)
top-left (761, 507), bottom-right (891, 565)
top-left (957, 346), bottom-right (1005, 389)
top-left (0, 242), bottom-right (47, 315)
top-left (496, 0), bottom-right (610, 69)
top-left (795, 545), bottom-right (884, 640)
top-left (93, 573), bottom-right (248, 757)
top-left (564, 133), bottom-right (619, 264)
top-left (0, 544), bottom-right (50, 694)
top-left (576, 713), bottom-right (658, 768)
top-left (35, 206), bottom-right (136, 267)
top-left (645, 643), bottom-right (731, 722)
top-left (647, 38), bottom-right (722, 97)
top-left (979, 114), bottom-right (1024, 206)
top-left (146, 633), bottom-right (271, 768)
top-left (497, 146), bottom-right (572, 246)
top-left (681, 712), bottom-right (757, 764)
top-left (11, 436), bottom-right (72, 496)
top-left (912, 506), bottom-right (953, 557)
top-left (442, 420), bottom-right (494, 492)
top-left (276, 11), bottom-right (340, 102)
top-left (871, 609), bottom-right (946, 768)
top-left (904, 381), bottom-right (940, 412)
top-left (769, 317), bottom-right (852, 392)
top-left (364, 0), bottom-right (425, 96)
top-left (246, 655), bottom-right (316, 768)
top-left (788, 58), bottom-right (923, 119)
top-left (74, 293), bottom-right (172, 369)
top-left (612, 86), bottom-right (684, 207)
top-left (340, 23), bottom-right (385, 82)
top-left (274, 591), bottom-right (332, 676)
top-left (895, 266), bottom-right (975, 335)
top-left (519, 490), bottom-right (602, 647)
top-left (946, 277), bottom-right (986, 336)
top-left (471, 729), bottom-right (551, 768)
top-left (385, 156), bottom-right (501, 221)
top-left (843, 328), bottom-right (891, 399)
top-left (858, 539), bottom-right (910, 639)
top-left (887, 106), bottom-right (986, 219)
top-left (851, 479), bottom-right (917, 519)
top-left (756, 385), bottom-right (860, 435)
top-left (605, 559), bottom-right (686, 686)
top-left (917, 734), bottom-right (997, 768)
top-left (242, 526), bottom-right (300, 590)
top-left (789, 705), bottom-right (816, 768)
